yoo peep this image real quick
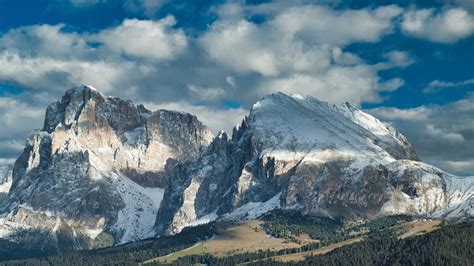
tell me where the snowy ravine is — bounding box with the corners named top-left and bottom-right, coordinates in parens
top-left (0, 87), bottom-right (472, 255)
top-left (112, 174), bottom-right (164, 244)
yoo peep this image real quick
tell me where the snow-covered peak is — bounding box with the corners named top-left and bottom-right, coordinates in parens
top-left (335, 101), bottom-right (418, 160)
top-left (247, 92), bottom-right (418, 162)
top-left (248, 92), bottom-right (407, 164)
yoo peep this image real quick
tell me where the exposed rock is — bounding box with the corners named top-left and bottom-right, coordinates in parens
top-left (0, 88), bottom-right (471, 255)
top-left (0, 85), bottom-right (213, 250)
top-left (163, 93), bottom-right (473, 233)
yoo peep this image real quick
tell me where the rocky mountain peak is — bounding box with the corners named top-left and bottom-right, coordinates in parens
top-left (0, 86), bottom-right (214, 250)
top-left (0, 89), bottom-right (471, 256)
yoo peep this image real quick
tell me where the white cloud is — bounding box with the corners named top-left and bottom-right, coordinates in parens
top-left (97, 16), bottom-right (187, 61)
top-left (426, 124), bottom-right (465, 143)
top-left (0, 17), bottom-right (186, 94)
top-left (198, 4), bottom-right (409, 104)
top-left (383, 50), bottom-right (415, 67)
top-left (369, 106), bottom-right (430, 121)
top-left (200, 5), bottom-right (402, 77)
top-left (0, 97), bottom-right (44, 152)
top-left (401, 7), bottom-right (474, 43)
top-left (369, 95), bottom-right (474, 176)
top-left (0, 3), bottom-right (436, 165)
top-left (256, 64), bottom-right (405, 105)
top-left (0, 95), bottom-right (45, 161)
top-left (0, 24), bottom-right (89, 59)
top-left (269, 5), bottom-right (402, 45)
top-left (424, 78), bottom-right (474, 93)
top-left (200, 20), bottom-right (281, 76)
top-left (187, 84), bottom-right (225, 101)
top-left (0, 52), bottom-right (140, 93)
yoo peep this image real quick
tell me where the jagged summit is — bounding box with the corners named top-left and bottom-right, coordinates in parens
top-left (1, 86), bottom-right (214, 251)
top-left (0, 87), bottom-right (471, 257)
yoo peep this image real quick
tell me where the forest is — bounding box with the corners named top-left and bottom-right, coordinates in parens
top-left (2, 214), bottom-right (472, 265)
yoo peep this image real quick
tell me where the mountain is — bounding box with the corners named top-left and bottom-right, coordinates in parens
top-left (0, 86), bottom-right (213, 253)
top-left (0, 87), bottom-right (472, 258)
top-left (161, 93), bottom-right (472, 233)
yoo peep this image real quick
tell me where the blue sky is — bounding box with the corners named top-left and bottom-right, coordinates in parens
top-left (0, 0), bottom-right (473, 175)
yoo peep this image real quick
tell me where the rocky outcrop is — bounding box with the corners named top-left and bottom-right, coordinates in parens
top-left (0, 88), bottom-right (472, 255)
top-left (0, 85), bottom-right (213, 251)
top-left (162, 93), bottom-right (472, 233)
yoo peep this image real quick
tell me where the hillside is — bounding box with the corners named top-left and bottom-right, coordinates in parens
top-left (4, 214), bottom-right (472, 265)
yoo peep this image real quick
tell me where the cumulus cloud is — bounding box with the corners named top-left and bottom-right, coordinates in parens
top-left (268, 5), bottom-right (402, 45)
top-left (0, 96), bottom-right (44, 138)
top-left (97, 16), bottom-right (187, 61)
top-left (0, 52), bottom-right (142, 93)
top-left (382, 50), bottom-right (415, 68)
top-left (0, 96), bottom-right (44, 160)
top-left (0, 4), bottom-right (410, 107)
top-left (0, 17), bottom-right (185, 94)
top-left (198, 4), bottom-right (409, 104)
top-left (0, 3), bottom-right (440, 164)
top-left (401, 7), bottom-right (474, 43)
top-left (369, 95), bottom-right (474, 176)
top-left (255, 65), bottom-right (405, 105)
top-left (200, 5), bottom-right (402, 77)
top-left (0, 24), bottom-right (89, 59)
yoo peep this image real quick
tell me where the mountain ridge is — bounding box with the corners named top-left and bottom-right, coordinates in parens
top-left (0, 86), bottom-right (472, 257)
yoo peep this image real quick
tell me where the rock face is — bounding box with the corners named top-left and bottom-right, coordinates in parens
top-left (0, 85), bottom-right (213, 252)
top-left (160, 93), bottom-right (473, 233)
top-left (0, 88), bottom-right (472, 255)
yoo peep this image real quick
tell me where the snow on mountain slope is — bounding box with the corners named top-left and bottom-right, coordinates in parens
top-left (222, 192), bottom-right (282, 221)
top-left (434, 175), bottom-right (474, 218)
top-left (112, 173), bottom-right (164, 244)
top-left (336, 102), bottom-right (419, 160)
top-left (250, 93), bottom-right (398, 172)
top-left (164, 92), bottom-right (471, 233)
top-left (0, 88), bottom-right (471, 255)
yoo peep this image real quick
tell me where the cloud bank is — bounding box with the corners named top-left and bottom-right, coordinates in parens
top-left (0, 2), bottom-right (472, 176)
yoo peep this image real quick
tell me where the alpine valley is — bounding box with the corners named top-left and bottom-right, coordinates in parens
top-left (0, 85), bottom-right (472, 264)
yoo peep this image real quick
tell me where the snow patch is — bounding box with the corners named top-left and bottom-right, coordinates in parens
top-left (433, 175), bottom-right (474, 218)
top-left (112, 173), bottom-right (164, 244)
top-left (222, 193), bottom-right (281, 221)
top-left (188, 210), bottom-right (219, 227)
